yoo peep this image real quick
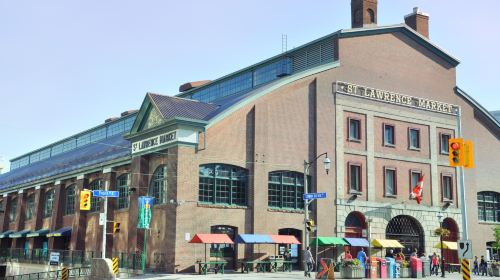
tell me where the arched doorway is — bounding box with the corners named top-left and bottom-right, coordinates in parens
top-left (279, 228), bottom-right (302, 269)
top-left (210, 225), bottom-right (237, 269)
top-left (442, 218), bottom-right (459, 264)
top-left (386, 215), bottom-right (425, 257)
top-left (345, 212), bottom-right (367, 256)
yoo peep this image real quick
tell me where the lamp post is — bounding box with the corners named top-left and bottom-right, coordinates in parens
top-left (437, 212), bottom-right (445, 278)
top-left (303, 152), bottom-right (331, 274)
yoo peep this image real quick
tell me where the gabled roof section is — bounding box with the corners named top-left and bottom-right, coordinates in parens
top-left (338, 24), bottom-right (460, 67)
top-left (149, 93), bottom-right (219, 120)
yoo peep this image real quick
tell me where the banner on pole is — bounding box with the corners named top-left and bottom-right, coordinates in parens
top-left (137, 196), bottom-right (154, 229)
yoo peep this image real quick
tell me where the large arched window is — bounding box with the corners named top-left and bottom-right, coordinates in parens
top-left (268, 171), bottom-right (307, 209)
top-left (25, 194), bottom-right (35, 220)
top-left (199, 164), bottom-right (248, 206)
top-left (88, 179), bottom-right (103, 212)
top-left (44, 189), bottom-right (55, 218)
top-left (117, 174), bottom-right (130, 209)
top-left (64, 185), bottom-right (76, 215)
top-left (477, 191), bottom-right (500, 222)
top-left (149, 165), bottom-right (167, 204)
top-left (9, 197), bottom-right (17, 223)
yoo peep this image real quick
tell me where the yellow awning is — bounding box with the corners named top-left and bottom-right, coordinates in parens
top-left (434, 241), bottom-right (457, 250)
top-left (372, 239), bottom-right (404, 248)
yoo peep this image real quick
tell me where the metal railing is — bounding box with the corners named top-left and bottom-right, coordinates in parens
top-left (1, 266), bottom-right (91, 280)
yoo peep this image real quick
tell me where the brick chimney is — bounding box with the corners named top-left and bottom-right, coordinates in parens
top-left (404, 7), bottom-right (430, 38)
top-left (351, 0), bottom-right (378, 28)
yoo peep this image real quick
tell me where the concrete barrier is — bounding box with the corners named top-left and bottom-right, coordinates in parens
top-left (90, 258), bottom-right (116, 280)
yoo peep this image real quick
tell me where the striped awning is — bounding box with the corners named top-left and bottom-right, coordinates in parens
top-left (372, 239), bottom-right (404, 248)
top-left (10, 229), bottom-right (31, 238)
top-left (47, 227), bottom-right (72, 238)
top-left (27, 229), bottom-right (50, 238)
top-left (0, 230), bottom-right (15, 239)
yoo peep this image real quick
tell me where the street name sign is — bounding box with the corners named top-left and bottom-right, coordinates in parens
top-left (303, 192), bottom-right (327, 200)
top-left (92, 190), bottom-right (119, 197)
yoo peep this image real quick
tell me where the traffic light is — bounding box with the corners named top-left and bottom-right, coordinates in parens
top-left (306, 219), bottom-right (316, 232)
top-left (80, 190), bottom-right (91, 210)
top-left (113, 222), bottom-right (120, 234)
top-left (448, 138), bottom-right (465, 167)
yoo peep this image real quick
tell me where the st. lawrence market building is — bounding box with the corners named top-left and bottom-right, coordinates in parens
top-left (0, 0), bottom-right (499, 273)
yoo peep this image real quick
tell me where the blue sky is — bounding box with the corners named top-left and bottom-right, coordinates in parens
top-left (0, 0), bottom-right (499, 172)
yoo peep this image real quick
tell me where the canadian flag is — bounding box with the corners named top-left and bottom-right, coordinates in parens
top-left (410, 175), bottom-right (424, 204)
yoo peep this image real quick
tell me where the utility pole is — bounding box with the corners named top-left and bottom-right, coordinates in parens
top-left (102, 180), bottom-right (108, 258)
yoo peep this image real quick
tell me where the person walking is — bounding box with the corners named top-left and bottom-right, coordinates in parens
top-left (432, 253), bottom-right (439, 276)
top-left (303, 246), bottom-right (315, 278)
top-left (473, 256), bottom-right (479, 275)
top-left (480, 256), bottom-right (487, 276)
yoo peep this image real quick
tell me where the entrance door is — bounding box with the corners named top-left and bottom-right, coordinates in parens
top-left (442, 218), bottom-right (459, 264)
top-left (386, 215), bottom-right (425, 257)
top-left (210, 225), bottom-right (237, 269)
top-left (279, 228), bottom-right (301, 270)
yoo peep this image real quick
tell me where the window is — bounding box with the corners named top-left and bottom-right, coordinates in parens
top-left (440, 133), bottom-right (451, 154)
top-left (477, 192), bottom-right (500, 222)
top-left (9, 198), bottom-right (17, 223)
top-left (442, 175), bottom-right (453, 201)
top-left (268, 171), bottom-right (307, 209)
top-left (199, 164), bottom-right (248, 206)
top-left (348, 164), bottom-right (362, 192)
top-left (117, 174), bottom-right (130, 209)
top-left (348, 118), bottom-right (361, 141)
top-left (44, 189), bottom-right (55, 218)
top-left (408, 128), bottom-right (420, 149)
top-left (25, 195), bottom-right (35, 220)
top-left (410, 170), bottom-right (422, 193)
top-left (64, 185), bottom-right (76, 215)
top-left (384, 168), bottom-right (397, 196)
top-left (367, 8), bottom-right (375, 23)
top-left (88, 180), bottom-right (103, 212)
top-left (383, 124), bottom-right (395, 146)
top-left (149, 166), bottom-right (167, 205)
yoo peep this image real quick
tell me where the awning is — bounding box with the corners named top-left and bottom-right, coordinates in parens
top-left (269, 235), bottom-right (301, 244)
top-left (434, 241), bottom-right (458, 250)
top-left (27, 229), bottom-right (50, 238)
top-left (372, 239), bottom-right (404, 248)
top-left (189, 234), bottom-right (233, 244)
top-left (0, 230), bottom-right (15, 239)
top-left (344, 238), bottom-right (370, 247)
top-left (47, 227), bottom-right (72, 238)
top-left (234, 234), bottom-right (274, 244)
top-left (10, 229), bottom-right (31, 238)
top-left (310, 237), bottom-right (349, 246)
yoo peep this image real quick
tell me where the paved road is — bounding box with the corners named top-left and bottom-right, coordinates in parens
top-left (120, 271), bottom-right (498, 279)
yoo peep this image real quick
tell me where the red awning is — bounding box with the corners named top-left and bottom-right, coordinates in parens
top-left (189, 234), bottom-right (234, 244)
top-left (269, 235), bottom-right (301, 244)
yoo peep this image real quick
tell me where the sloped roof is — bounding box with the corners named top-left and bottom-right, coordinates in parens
top-left (148, 93), bottom-right (219, 121)
top-left (0, 134), bottom-right (130, 190)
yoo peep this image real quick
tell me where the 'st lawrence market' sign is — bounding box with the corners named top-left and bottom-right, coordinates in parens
top-left (132, 131), bottom-right (176, 154)
top-left (336, 81), bottom-right (459, 115)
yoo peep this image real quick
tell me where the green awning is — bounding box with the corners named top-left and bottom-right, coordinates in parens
top-left (26, 229), bottom-right (50, 238)
top-left (10, 229), bottom-right (31, 238)
top-left (310, 237), bottom-right (349, 246)
top-left (0, 230), bottom-right (15, 239)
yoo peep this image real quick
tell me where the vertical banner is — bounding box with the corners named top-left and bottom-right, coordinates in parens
top-left (137, 196), bottom-right (154, 229)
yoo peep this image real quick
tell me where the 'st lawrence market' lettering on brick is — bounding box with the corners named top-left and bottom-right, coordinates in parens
top-left (336, 81), bottom-right (459, 115)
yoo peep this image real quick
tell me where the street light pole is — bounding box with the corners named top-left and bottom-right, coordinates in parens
top-left (437, 212), bottom-right (445, 278)
top-left (303, 152), bottom-right (330, 275)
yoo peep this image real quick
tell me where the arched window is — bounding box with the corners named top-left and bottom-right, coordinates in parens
top-left (64, 185), bottom-right (76, 215)
top-left (25, 194), bottom-right (35, 220)
top-left (117, 174), bottom-right (130, 209)
top-left (9, 197), bottom-right (17, 223)
top-left (367, 9), bottom-right (375, 23)
top-left (88, 179), bottom-right (103, 212)
top-left (268, 171), bottom-right (307, 209)
top-left (199, 164), bottom-right (248, 206)
top-left (44, 189), bottom-right (55, 218)
top-left (477, 191), bottom-right (500, 222)
top-left (149, 165), bottom-right (167, 204)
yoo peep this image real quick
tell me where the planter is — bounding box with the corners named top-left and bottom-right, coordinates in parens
top-left (341, 266), bottom-right (365, 279)
top-left (400, 267), bottom-right (411, 278)
top-left (492, 266), bottom-right (500, 277)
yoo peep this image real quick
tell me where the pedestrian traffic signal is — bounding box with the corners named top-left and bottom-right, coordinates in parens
top-left (80, 190), bottom-right (91, 210)
top-left (113, 222), bottom-right (120, 234)
top-left (448, 138), bottom-right (465, 167)
top-left (306, 219), bottom-right (316, 232)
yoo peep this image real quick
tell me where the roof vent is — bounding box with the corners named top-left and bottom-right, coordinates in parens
top-left (121, 109), bottom-right (138, 117)
top-left (105, 117), bottom-right (119, 123)
top-left (179, 80), bottom-right (212, 92)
